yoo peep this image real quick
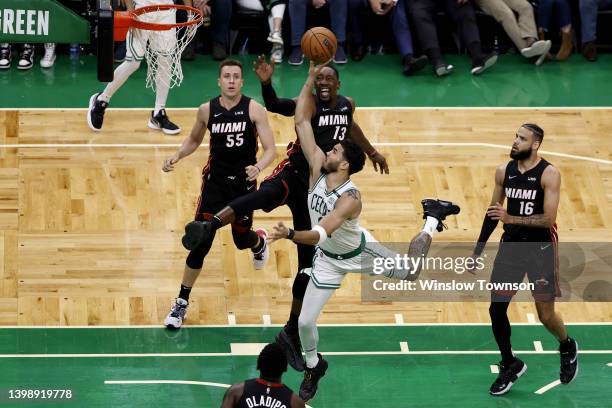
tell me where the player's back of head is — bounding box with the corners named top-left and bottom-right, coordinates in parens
top-left (340, 139), bottom-right (366, 175)
top-left (257, 343), bottom-right (288, 378)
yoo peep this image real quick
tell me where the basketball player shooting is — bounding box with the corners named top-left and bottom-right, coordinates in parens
top-left (179, 52), bottom-right (390, 374)
top-left (469, 124), bottom-right (578, 395)
top-left (267, 61), bottom-right (461, 401)
top-left (87, 0), bottom-right (190, 135)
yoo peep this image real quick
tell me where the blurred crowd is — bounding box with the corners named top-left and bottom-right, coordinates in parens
top-left (1, 0), bottom-right (610, 76)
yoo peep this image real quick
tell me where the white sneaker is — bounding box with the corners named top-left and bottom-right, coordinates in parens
top-left (252, 228), bottom-right (269, 270)
top-left (40, 43), bottom-right (56, 68)
top-left (520, 40), bottom-right (551, 59)
top-left (164, 298), bottom-right (189, 329)
top-left (271, 44), bottom-right (283, 64)
top-left (267, 31), bottom-right (283, 45)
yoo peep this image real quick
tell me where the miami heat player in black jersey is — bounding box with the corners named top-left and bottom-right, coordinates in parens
top-left (161, 60), bottom-right (277, 331)
top-left (286, 93), bottom-right (354, 174)
top-left (502, 157), bottom-right (556, 243)
top-left (221, 343), bottom-right (304, 408)
top-left (471, 124), bottom-right (578, 397)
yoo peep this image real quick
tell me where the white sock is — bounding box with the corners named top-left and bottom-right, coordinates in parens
top-left (305, 349), bottom-right (319, 369)
top-left (103, 59), bottom-right (141, 99)
top-left (154, 57), bottom-right (171, 117)
top-left (422, 216), bottom-right (439, 238)
top-left (98, 93), bottom-right (111, 103)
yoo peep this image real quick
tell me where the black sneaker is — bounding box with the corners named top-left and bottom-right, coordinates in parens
top-left (87, 93), bottom-right (109, 131)
top-left (299, 353), bottom-right (328, 401)
top-left (275, 325), bottom-right (306, 372)
top-left (17, 44), bottom-right (34, 70)
top-left (0, 44), bottom-right (11, 69)
top-left (181, 220), bottom-right (215, 251)
top-left (560, 337), bottom-right (578, 384)
top-left (490, 358), bottom-right (527, 396)
top-left (421, 199), bottom-right (461, 231)
top-left (471, 53), bottom-right (498, 75)
top-left (402, 55), bottom-right (428, 76)
top-left (148, 109), bottom-right (181, 135)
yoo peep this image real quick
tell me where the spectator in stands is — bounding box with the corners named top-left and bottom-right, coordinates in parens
top-left (235, 0), bottom-right (287, 63)
top-left (407, 0), bottom-right (497, 76)
top-left (579, 0), bottom-right (612, 61)
top-left (474, 0), bottom-right (551, 65)
top-left (537, 0), bottom-right (573, 61)
top-left (0, 43), bottom-right (56, 70)
top-left (349, 0), bottom-right (428, 75)
top-left (288, 0), bottom-right (348, 65)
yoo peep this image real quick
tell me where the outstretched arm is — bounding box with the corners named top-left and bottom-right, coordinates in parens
top-left (487, 165), bottom-right (560, 228)
top-left (245, 100), bottom-right (278, 181)
top-left (268, 190), bottom-right (361, 246)
top-left (162, 103), bottom-right (208, 172)
top-left (255, 55), bottom-right (297, 116)
top-left (295, 61), bottom-right (326, 185)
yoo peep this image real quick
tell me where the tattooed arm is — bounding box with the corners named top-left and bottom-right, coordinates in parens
top-left (487, 165), bottom-right (561, 228)
top-left (268, 190), bottom-right (362, 245)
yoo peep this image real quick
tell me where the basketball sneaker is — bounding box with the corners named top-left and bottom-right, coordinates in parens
top-left (164, 298), bottom-right (189, 329)
top-left (252, 228), bottom-right (269, 270)
top-left (559, 337), bottom-right (578, 384)
top-left (299, 354), bottom-right (328, 401)
top-left (288, 46), bottom-right (304, 66)
top-left (489, 358), bottom-right (527, 396)
top-left (87, 93), bottom-right (109, 131)
top-left (0, 44), bottom-right (11, 69)
top-left (271, 44), bottom-right (283, 64)
top-left (182, 220), bottom-right (215, 251)
top-left (267, 31), bottom-right (283, 45)
top-left (148, 109), bottom-right (181, 135)
top-left (17, 43), bottom-right (34, 70)
top-left (421, 199), bottom-right (461, 232)
top-left (276, 325), bottom-right (306, 371)
top-left (333, 45), bottom-right (347, 64)
top-left (40, 43), bottom-right (56, 68)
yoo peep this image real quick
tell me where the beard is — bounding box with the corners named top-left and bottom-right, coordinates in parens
top-left (510, 149), bottom-right (531, 160)
top-left (322, 160), bottom-right (339, 173)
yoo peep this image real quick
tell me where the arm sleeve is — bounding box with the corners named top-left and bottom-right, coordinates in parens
top-left (261, 81), bottom-right (296, 116)
top-left (474, 215), bottom-right (499, 255)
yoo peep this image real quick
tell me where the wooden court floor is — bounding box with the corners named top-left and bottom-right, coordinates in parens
top-left (0, 108), bottom-right (611, 326)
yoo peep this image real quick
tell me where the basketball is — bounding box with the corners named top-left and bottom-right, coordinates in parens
top-left (300, 27), bottom-right (337, 64)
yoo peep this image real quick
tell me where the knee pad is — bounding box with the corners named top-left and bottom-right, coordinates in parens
top-left (292, 272), bottom-right (311, 300)
top-left (186, 249), bottom-right (206, 270)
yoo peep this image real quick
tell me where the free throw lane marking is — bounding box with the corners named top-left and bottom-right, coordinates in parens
top-left (534, 380), bottom-right (562, 394)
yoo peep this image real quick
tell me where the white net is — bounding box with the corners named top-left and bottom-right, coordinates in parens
top-left (131, 6), bottom-right (202, 92)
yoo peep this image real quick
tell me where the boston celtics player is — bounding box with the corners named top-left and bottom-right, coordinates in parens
top-left (267, 61), bottom-right (461, 401)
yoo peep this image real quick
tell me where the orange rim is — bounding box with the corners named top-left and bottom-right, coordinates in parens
top-left (116, 4), bottom-right (203, 32)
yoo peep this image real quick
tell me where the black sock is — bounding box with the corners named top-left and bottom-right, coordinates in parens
top-left (251, 236), bottom-right (265, 254)
top-left (489, 302), bottom-right (514, 364)
top-left (286, 313), bottom-right (299, 333)
top-left (559, 336), bottom-right (573, 350)
top-left (210, 216), bottom-right (222, 230)
top-left (468, 42), bottom-right (485, 62)
top-left (178, 285), bottom-right (192, 301)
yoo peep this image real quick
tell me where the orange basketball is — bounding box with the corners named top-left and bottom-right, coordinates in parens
top-left (300, 27), bottom-right (337, 64)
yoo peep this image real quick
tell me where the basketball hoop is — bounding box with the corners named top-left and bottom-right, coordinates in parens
top-left (114, 4), bottom-right (203, 91)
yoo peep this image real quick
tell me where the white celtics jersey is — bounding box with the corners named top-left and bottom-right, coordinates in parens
top-left (308, 175), bottom-right (363, 257)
